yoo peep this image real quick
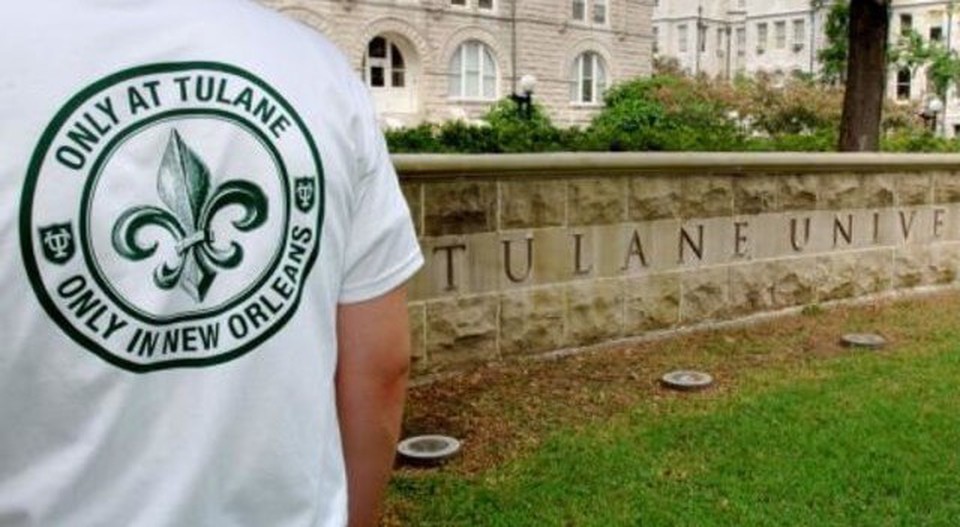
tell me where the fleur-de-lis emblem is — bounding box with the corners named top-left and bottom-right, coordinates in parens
top-left (112, 130), bottom-right (268, 303)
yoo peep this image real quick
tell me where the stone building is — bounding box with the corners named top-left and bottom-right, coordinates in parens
top-left (652, 0), bottom-right (827, 81)
top-left (258, 0), bottom-right (654, 126)
top-left (653, 0), bottom-right (960, 136)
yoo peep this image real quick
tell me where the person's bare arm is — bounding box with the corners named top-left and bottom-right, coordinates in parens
top-left (336, 285), bottom-right (411, 527)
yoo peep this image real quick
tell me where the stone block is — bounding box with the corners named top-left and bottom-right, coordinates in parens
top-left (819, 173), bottom-right (861, 210)
top-left (419, 234), bottom-right (500, 297)
top-left (500, 287), bottom-right (565, 356)
top-left (624, 273), bottom-right (680, 334)
top-left (861, 174), bottom-right (895, 209)
top-left (680, 268), bottom-right (729, 323)
top-left (729, 262), bottom-right (776, 316)
top-left (628, 175), bottom-right (682, 221)
top-left (934, 171), bottom-right (960, 204)
top-left (568, 178), bottom-right (626, 226)
top-left (424, 181), bottom-right (497, 236)
top-left (894, 247), bottom-right (931, 289)
top-left (927, 245), bottom-right (959, 285)
top-left (530, 228), bottom-right (577, 284)
top-left (896, 173), bottom-right (932, 207)
top-left (565, 280), bottom-right (624, 346)
top-left (680, 175), bottom-right (733, 219)
top-left (816, 254), bottom-right (858, 301)
top-left (425, 295), bottom-right (499, 365)
top-left (779, 174), bottom-right (818, 211)
top-left (500, 179), bottom-right (565, 229)
top-left (852, 250), bottom-right (893, 295)
top-left (400, 182), bottom-right (422, 236)
top-left (733, 175), bottom-right (778, 215)
top-left (772, 258), bottom-right (822, 308)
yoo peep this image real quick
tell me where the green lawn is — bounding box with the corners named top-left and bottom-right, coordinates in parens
top-left (387, 296), bottom-right (960, 526)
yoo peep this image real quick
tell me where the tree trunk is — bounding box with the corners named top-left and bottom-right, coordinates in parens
top-left (838, 0), bottom-right (889, 152)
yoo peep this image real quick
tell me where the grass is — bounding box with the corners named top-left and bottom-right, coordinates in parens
top-left (385, 293), bottom-right (960, 526)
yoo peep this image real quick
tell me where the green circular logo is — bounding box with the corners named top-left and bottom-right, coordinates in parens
top-left (21, 63), bottom-right (324, 373)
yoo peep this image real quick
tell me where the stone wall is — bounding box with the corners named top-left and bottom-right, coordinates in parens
top-left (396, 153), bottom-right (960, 374)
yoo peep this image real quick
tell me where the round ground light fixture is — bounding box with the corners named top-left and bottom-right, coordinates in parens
top-left (397, 435), bottom-right (461, 464)
top-left (840, 333), bottom-right (886, 350)
top-left (661, 370), bottom-right (714, 391)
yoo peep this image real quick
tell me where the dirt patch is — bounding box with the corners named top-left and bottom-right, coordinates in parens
top-left (397, 293), bottom-right (956, 476)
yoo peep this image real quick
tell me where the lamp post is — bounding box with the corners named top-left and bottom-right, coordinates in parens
top-left (926, 96), bottom-right (945, 133)
top-left (510, 74), bottom-right (537, 119)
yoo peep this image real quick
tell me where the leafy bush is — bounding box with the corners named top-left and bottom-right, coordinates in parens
top-left (585, 75), bottom-right (744, 151)
top-left (383, 72), bottom-right (954, 154)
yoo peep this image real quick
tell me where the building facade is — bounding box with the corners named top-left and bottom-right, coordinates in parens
top-left (259, 0), bottom-right (654, 126)
top-left (653, 0), bottom-right (960, 136)
top-left (652, 0), bottom-right (828, 81)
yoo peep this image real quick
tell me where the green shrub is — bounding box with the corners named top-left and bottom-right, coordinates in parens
top-left (384, 123), bottom-right (444, 153)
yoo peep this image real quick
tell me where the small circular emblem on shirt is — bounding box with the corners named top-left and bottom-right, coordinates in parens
top-left (20, 63), bottom-right (324, 372)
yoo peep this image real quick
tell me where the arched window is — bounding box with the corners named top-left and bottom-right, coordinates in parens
top-left (571, 52), bottom-right (607, 104)
top-left (364, 36), bottom-right (406, 89)
top-left (448, 41), bottom-right (498, 100)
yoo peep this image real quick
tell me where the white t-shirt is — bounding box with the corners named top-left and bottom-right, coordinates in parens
top-left (0, 2), bottom-right (423, 525)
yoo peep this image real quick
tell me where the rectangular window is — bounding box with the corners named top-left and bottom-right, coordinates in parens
top-left (793, 19), bottom-right (805, 45)
top-left (572, 0), bottom-right (586, 21)
top-left (897, 69), bottom-right (911, 100)
top-left (757, 23), bottom-right (768, 52)
top-left (581, 55), bottom-right (594, 104)
top-left (900, 14), bottom-right (913, 36)
top-left (478, 0), bottom-right (493, 9)
top-left (716, 28), bottom-right (724, 56)
top-left (593, 0), bottom-right (607, 24)
top-left (775, 21), bottom-right (786, 49)
top-left (464, 44), bottom-right (481, 98)
top-left (450, 0), bottom-right (466, 5)
top-left (736, 27), bottom-right (746, 56)
top-left (931, 26), bottom-right (944, 42)
top-left (653, 26), bottom-right (659, 54)
top-left (678, 24), bottom-right (689, 53)
top-left (699, 25), bottom-right (707, 52)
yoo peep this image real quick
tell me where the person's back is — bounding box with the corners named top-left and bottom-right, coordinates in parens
top-left (0, 2), bottom-right (422, 525)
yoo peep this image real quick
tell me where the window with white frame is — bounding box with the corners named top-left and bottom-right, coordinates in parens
top-left (757, 23), bottom-right (768, 53)
top-left (571, 51), bottom-right (607, 104)
top-left (450, 0), bottom-right (493, 9)
top-left (736, 27), bottom-right (746, 57)
top-left (593, 0), bottom-right (607, 24)
top-left (572, 0), bottom-right (586, 20)
top-left (775, 21), bottom-right (786, 49)
top-left (448, 41), bottom-right (498, 99)
top-left (678, 24), bottom-right (689, 53)
top-left (699, 25), bottom-right (707, 52)
top-left (364, 36), bottom-right (406, 89)
top-left (572, 0), bottom-right (606, 24)
top-left (900, 13), bottom-right (913, 37)
top-left (897, 69), bottom-right (911, 100)
top-left (793, 19), bottom-right (805, 48)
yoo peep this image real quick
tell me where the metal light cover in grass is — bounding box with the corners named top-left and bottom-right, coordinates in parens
top-left (660, 370), bottom-right (714, 391)
top-left (397, 435), bottom-right (461, 465)
top-left (840, 333), bottom-right (887, 350)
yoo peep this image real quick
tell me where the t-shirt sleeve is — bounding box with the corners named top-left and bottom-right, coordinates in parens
top-left (338, 80), bottom-right (423, 304)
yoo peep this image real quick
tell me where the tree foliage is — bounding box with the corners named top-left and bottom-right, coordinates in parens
top-left (384, 72), bottom-right (950, 154)
top-left (817, 0), bottom-right (850, 85)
